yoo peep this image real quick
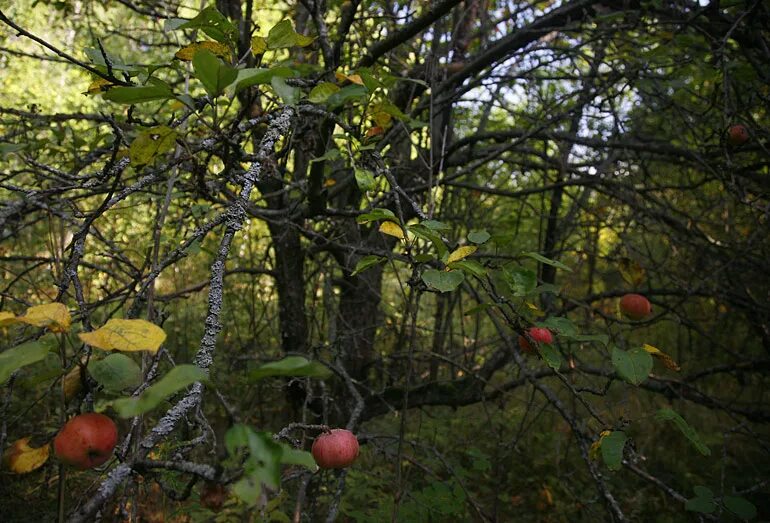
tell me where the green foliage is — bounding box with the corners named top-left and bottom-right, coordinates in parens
top-left (112, 364), bottom-right (207, 417)
top-left (225, 425), bottom-right (315, 505)
top-left (600, 431), bottom-right (627, 471)
top-left (192, 50), bottom-right (237, 97)
top-left (88, 353), bottom-right (142, 392)
top-left (128, 126), bottom-right (178, 167)
top-left (655, 408), bottom-right (711, 456)
top-left (421, 268), bottom-right (465, 292)
top-left (249, 356), bottom-right (332, 381)
top-left (611, 346), bottom-right (653, 386)
top-left (0, 339), bottom-right (54, 384)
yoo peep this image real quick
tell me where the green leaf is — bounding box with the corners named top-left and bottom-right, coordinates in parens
top-left (0, 143), bottom-right (28, 155)
top-left (270, 76), bottom-right (300, 105)
top-left (88, 354), bottom-right (142, 392)
top-left (448, 259), bottom-right (487, 278)
top-left (468, 230), bottom-right (491, 244)
top-left (103, 79), bottom-right (174, 104)
top-left (685, 486), bottom-right (716, 514)
top-left (408, 224), bottom-right (448, 258)
top-left (164, 6), bottom-right (237, 44)
top-left (0, 340), bottom-right (53, 384)
top-left (357, 208), bottom-right (397, 224)
top-left (266, 20), bottom-right (314, 49)
top-left (224, 425), bottom-right (316, 505)
top-left (231, 66), bottom-right (294, 94)
top-left (308, 82), bottom-right (340, 104)
top-left (422, 269), bottom-right (464, 293)
top-left (129, 125), bottom-right (178, 166)
top-left (226, 425), bottom-right (281, 504)
top-left (309, 148), bottom-right (341, 164)
top-left (522, 252), bottom-right (572, 272)
top-left (600, 431), bottom-right (627, 471)
top-left (112, 364), bottom-right (207, 417)
top-left (278, 445), bottom-right (317, 469)
top-left (249, 356), bottom-right (332, 381)
top-left (503, 267), bottom-right (537, 296)
top-left (655, 408), bottom-right (711, 456)
top-left (538, 316), bottom-right (577, 336)
top-left (538, 344), bottom-right (563, 371)
top-left (421, 220), bottom-right (451, 231)
top-left (354, 168), bottom-right (376, 192)
top-left (326, 84), bottom-right (368, 108)
top-left (723, 496), bottom-right (757, 520)
top-left (611, 346), bottom-right (652, 386)
top-left (192, 50), bottom-right (237, 97)
top-left (352, 255), bottom-right (386, 276)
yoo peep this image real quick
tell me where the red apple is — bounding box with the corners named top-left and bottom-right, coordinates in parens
top-left (54, 413), bottom-right (118, 469)
top-left (518, 327), bottom-right (554, 354)
top-left (727, 124), bottom-right (749, 146)
top-left (619, 293), bottom-right (652, 321)
top-left (311, 429), bottom-right (359, 469)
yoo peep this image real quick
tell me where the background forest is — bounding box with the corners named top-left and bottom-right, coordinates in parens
top-left (1, 0), bottom-right (769, 521)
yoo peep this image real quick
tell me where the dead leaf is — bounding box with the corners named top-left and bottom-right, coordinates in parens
top-left (642, 344), bottom-right (681, 371)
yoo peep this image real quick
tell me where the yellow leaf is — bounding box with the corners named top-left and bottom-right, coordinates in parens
top-left (642, 344), bottom-right (681, 371)
top-left (379, 221), bottom-right (405, 240)
top-left (525, 302), bottom-right (540, 311)
top-left (373, 111), bottom-right (392, 128)
top-left (346, 74), bottom-right (364, 85)
top-left (447, 245), bottom-right (477, 264)
top-left (323, 178), bottom-right (336, 187)
top-left (174, 41), bottom-right (231, 61)
top-left (2, 438), bottom-right (50, 474)
top-left (251, 36), bottom-right (267, 55)
top-left (79, 319), bottom-right (167, 354)
top-left (334, 72), bottom-right (364, 85)
top-left (85, 78), bottom-right (113, 95)
top-left (16, 303), bottom-right (71, 333)
top-left (0, 311), bottom-right (16, 327)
